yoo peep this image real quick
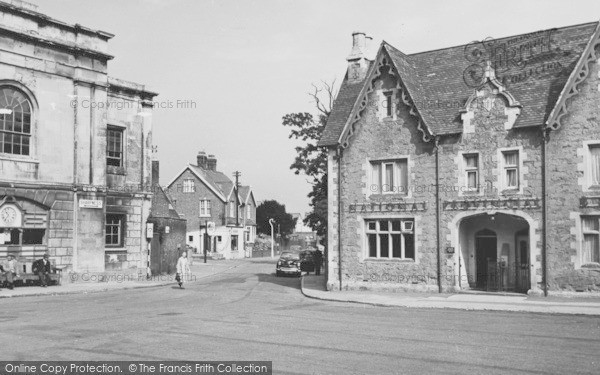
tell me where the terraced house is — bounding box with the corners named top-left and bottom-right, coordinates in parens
top-left (166, 151), bottom-right (257, 259)
top-left (319, 22), bottom-right (600, 295)
top-left (0, 0), bottom-right (157, 273)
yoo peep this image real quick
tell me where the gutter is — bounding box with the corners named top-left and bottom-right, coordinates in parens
top-left (434, 136), bottom-right (442, 293)
top-left (541, 128), bottom-right (549, 296)
top-left (337, 146), bottom-right (343, 291)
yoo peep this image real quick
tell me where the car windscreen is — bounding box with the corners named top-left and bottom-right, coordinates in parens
top-left (280, 252), bottom-right (300, 260)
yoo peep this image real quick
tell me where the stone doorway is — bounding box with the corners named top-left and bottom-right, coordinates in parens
top-left (458, 212), bottom-right (530, 293)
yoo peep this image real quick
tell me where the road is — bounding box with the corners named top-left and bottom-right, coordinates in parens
top-left (1, 259), bottom-right (599, 375)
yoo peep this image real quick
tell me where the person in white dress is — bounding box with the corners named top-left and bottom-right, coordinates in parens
top-left (176, 251), bottom-right (191, 288)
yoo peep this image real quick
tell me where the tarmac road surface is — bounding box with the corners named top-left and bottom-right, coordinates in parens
top-left (1, 259), bottom-right (599, 375)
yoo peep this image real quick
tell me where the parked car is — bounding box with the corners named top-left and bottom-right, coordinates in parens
top-left (299, 250), bottom-right (315, 274)
top-left (276, 251), bottom-right (302, 277)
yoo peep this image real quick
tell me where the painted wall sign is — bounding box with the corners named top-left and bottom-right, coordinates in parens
top-left (443, 197), bottom-right (541, 211)
top-left (79, 199), bottom-right (103, 209)
top-left (349, 201), bottom-right (427, 213)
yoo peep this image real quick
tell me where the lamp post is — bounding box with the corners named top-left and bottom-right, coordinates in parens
top-left (269, 218), bottom-right (275, 258)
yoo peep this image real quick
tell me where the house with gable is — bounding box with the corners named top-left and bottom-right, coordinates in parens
top-left (319, 23), bottom-right (600, 295)
top-left (166, 151), bottom-right (256, 259)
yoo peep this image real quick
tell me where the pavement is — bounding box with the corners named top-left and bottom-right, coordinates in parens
top-left (0, 259), bottom-right (244, 298)
top-left (301, 274), bottom-right (600, 315)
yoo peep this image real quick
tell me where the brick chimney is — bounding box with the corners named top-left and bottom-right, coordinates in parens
top-left (151, 160), bottom-right (159, 187)
top-left (207, 154), bottom-right (217, 171)
top-left (197, 151), bottom-right (207, 169)
top-left (347, 31), bottom-right (370, 83)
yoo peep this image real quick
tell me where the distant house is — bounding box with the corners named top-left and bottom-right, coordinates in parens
top-left (166, 152), bottom-right (256, 259)
top-left (290, 213), bottom-right (313, 233)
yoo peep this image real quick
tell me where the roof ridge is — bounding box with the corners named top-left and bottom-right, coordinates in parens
top-left (401, 21), bottom-right (599, 57)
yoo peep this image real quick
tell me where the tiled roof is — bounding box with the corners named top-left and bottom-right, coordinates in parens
top-left (238, 186), bottom-right (251, 203)
top-left (318, 73), bottom-right (368, 146)
top-left (150, 185), bottom-right (182, 219)
top-left (319, 21), bottom-right (598, 146)
top-left (187, 164), bottom-right (229, 200)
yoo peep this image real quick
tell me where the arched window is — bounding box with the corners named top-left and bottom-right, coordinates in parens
top-left (0, 86), bottom-right (32, 156)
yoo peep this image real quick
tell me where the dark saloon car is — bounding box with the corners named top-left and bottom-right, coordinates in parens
top-left (276, 251), bottom-right (302, 277)
top-left (299, 250), bottom-right (315, 274)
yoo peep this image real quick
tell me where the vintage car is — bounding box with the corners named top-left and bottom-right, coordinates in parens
top-left (276, 251), bottom-right (302, 277)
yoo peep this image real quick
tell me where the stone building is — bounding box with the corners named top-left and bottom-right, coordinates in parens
top-left (319, 22), bottom-right (600, 295)
top-left (166, 151), bottom-right (257, 260)
top-left (0, 0), bottom-right (157, 273)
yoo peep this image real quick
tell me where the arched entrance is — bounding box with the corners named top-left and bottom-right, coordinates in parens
top-left (457, 212), bottom-right (531, 293)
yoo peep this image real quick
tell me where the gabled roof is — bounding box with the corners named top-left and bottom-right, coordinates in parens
top-left (166, 164), bottom-right (228, 202)
top-left (238, 186), bottom-right (255, 205)
top-left (319, 21), bottom-right (599, 147)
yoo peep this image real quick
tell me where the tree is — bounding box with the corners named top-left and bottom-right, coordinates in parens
top-left (256, 200), bottom-right (297, 237)
top-left (282, 81), bottom-right (336, 246)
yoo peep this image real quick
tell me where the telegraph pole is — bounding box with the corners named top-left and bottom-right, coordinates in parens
top-left (233, 171), bottom-right (241, 227)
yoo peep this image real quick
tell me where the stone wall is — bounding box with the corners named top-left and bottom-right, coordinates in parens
top-left (546, 56), bottom-right (600, 292)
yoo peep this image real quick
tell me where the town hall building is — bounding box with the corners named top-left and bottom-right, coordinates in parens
top-left (319, 22), bottom-right (600, 295)
top-left (0, 0), bottom-right (157, 273)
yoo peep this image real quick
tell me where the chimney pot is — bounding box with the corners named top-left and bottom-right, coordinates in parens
top-left (197, 151), bottom-right (208, 169)
top-left (207, 154), bottom-right (217, 171)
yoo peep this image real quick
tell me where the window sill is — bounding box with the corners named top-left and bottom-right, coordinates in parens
top-left (500, 188), bottom-right (520, 196)
top-left (105, 248), bottom-right (127, 252)
top-left (107, 166), bottom-right (126, 175)
top-left (0, 154), bottom-right (39, 164)
top-left (365, 258), bottom-right (415, 263)
top-left (581, 262), bottom-right (600, 269)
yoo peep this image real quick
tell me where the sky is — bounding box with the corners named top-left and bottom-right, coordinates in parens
top-left (30, 0), bottom-right (600, 215)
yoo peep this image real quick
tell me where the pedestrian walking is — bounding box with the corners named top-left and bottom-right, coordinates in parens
top-left (314, 249), bottom-right (323, 276)
top-left (4, 254), bottom-right (19, 290)
top-left (176, 251), bottom-right (191, 289)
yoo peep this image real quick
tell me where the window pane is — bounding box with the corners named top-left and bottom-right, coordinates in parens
top-left (465, 154), bottom-right (478, 168)
top-left (379, 220), bottom-right (389, 231)
top-left (379, 234), bottom-right (389, 257)
top-left (368, 234), bottom-right (377, 257)
top-left (583, 234), bottom-right (599, 263)
top-left (367, 221), bottom-right (376, 231)
top-left (398, 160), bottom-right (408, 194)
top-left (385, 164), bottom-right (394, 191)
top-left (591, 146), bottom-right (600, 185)
top-left (504, 151), bottom-right (518, 166)
top-left (404, 233), bottom-right (415, 260)
top-left (583, 217), bottom-right (599, 232)
top-left (507, 169), bottom-right (517, 187)
top-left (391, 220), bottom-right (401, 232)
top-left (392, 234), bottom-right (402, 258)
top-left (371, 163), bottom-right (381, 193)
top-left (467, 171), bottom-right (477, 188)
top-left (386, 94), bottom-right (392, 117)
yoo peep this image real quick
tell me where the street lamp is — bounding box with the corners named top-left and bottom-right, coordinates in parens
top-left (269, 218), bottom-right (275, 258)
